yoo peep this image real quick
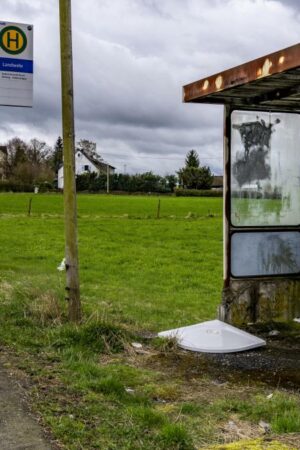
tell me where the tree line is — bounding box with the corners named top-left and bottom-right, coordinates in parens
top-left (76, 149), bottom-right (213, 193)
top-left (0, 136), bottom-right (63, 187)
top-left (0, 137), bottom-right (213, 193)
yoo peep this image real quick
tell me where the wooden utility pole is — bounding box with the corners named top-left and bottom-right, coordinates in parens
top-left (106, 163), bottom-right (110, 194)
top-left (59, 0), bottom-right (81, 322)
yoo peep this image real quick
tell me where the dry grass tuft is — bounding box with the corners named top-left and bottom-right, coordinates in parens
top-left (27, 292), bottom-right (64, 326)
top-left (0, 280), bottom-right (14, 303)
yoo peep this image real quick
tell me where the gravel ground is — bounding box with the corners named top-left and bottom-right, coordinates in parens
top-left (207, 332), bottom-right (300, 389)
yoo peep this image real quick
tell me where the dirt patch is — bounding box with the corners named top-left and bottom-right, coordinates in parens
top-left (145, 330), bottom-right (300, 390)
top-left (216, 416), bottom-right (300, 449)
top-left (207, 331), bottom-right (300, 389)
top-left (136, 335), bottom-right (300, 448)
top-left (220, 415), bottom-right (264, 441)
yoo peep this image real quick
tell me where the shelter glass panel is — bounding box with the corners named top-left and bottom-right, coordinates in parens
top-left (231, 231), bottom-right (300, 277)
top-left (231, 110), bottom-right (300, 227)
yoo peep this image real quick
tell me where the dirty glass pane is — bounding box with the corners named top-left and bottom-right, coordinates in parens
top-left (231, 110), bottom-right (300, 226)
top-left (231, 232), bottom-right (300, 277)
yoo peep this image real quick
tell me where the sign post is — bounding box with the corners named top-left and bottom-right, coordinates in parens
top-left (0, 21), bottom-right (33, 107)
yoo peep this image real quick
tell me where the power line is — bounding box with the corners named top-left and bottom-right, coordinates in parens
top-left (100, 152), bottom-right (222, 161)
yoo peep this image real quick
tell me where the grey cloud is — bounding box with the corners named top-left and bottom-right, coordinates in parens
top-left (0, 0), bottom-right (299, 175)
top-left (275, 0), bottom-right (300, 10)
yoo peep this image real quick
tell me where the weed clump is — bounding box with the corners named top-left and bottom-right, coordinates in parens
top-left (152, 336), bottom-right (179, 353)
top-left (88, 376), bottom-right (125, 396)
top-left (181, 402), bottom-right (206, 416)
top-left (130, 406), bottom-right (166, 427)
top-left (158, 423), bottom-right (194, 449)
top-left (54, 321), bottom-right (132, 354)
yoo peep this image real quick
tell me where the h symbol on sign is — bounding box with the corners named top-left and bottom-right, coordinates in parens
top-left (7, 31), bottom-right (19, 49)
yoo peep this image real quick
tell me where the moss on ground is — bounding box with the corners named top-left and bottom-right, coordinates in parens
top-left (207, 438), bottom-right (295, 449)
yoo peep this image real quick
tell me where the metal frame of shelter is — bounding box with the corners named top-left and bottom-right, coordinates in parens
top-left (183, 43), bottom-right (300, 323)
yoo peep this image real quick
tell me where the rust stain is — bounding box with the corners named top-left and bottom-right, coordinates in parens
top-left (183, 42), bottom-right (300, 103)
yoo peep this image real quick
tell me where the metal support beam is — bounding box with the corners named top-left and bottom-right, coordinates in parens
top-left (223, 105), bottom-right (231, 287)
top-left (250, 84), bottom-right (300, 105)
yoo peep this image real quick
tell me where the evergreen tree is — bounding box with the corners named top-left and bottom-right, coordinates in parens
top-left (178, 150), bottom-right (213, 189)
top-left (185, 149), bottom-right (200, 168)
top-left (52, 136), bottom-right (63, 172)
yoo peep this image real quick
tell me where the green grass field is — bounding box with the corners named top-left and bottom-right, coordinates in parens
top-left (0, 193), bottom-right (299, 450)
top-left (0, 193), bottom-right (223, 329)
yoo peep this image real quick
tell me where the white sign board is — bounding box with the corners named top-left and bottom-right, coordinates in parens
top-left (0, 21), bottom-right (33, 107)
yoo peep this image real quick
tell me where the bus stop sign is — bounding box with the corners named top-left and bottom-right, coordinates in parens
top-left (0, 21), bottom-right (33, 107)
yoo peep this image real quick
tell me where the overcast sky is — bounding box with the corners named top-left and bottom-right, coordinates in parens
top-left (0, 0), bottom-right (299, 175)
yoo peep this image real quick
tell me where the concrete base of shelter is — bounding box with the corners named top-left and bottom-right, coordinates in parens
top-left (219, 278), bottom-right (300, 325)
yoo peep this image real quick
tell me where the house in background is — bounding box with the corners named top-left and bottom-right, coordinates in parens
top-left (57, 148), bottom-right (115, 189)
top-left (0, 146), bottom-right (7, 180)
top-left (211, 175), bottom-right (223, 191)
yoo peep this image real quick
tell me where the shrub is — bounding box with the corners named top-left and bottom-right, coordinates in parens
top-left (175, 188), bottom-right (222, 197)
top-left (0, 181), bottom-right (34, 192)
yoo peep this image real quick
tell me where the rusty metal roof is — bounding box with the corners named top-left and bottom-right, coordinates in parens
top-left (183, 43), bottom-right (300, 111)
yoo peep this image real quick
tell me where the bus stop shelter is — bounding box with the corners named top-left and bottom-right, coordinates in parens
top-left (183, 43), bottom-right (300, 325)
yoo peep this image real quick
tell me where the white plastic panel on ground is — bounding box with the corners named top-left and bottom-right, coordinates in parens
top-left (158, 319), bottom-right (266, 353)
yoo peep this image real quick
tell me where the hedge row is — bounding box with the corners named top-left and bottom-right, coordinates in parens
top-left (0, 181), bottom-right (34, 192)
top-left (0, 181), bottom-right (56, 193)
top-left (0, 182), bottom-right (223, 197)
top-left (175, 188), bottom-right (223, 197)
